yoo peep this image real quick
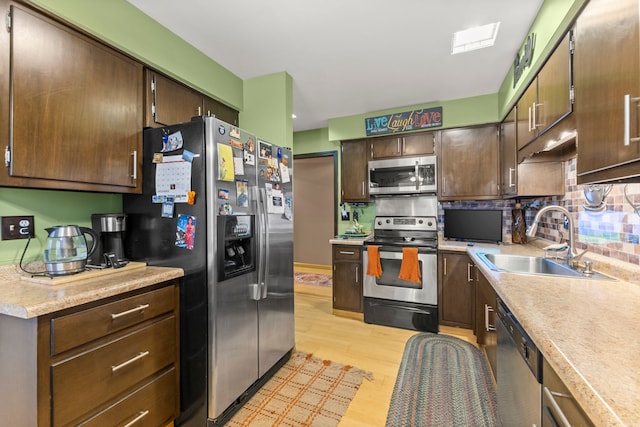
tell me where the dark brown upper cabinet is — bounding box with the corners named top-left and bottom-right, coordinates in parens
top-left (2, 4), bottom-right (143, 193)
top-left (574, 0), bottom-right (640, 183)
top-left (370, 132), bottom-right (436, 159)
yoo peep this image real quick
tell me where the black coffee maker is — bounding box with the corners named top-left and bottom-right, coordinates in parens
top-left (88, 213), bottom-right (128, 267)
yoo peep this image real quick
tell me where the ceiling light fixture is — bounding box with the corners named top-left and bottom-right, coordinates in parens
top-left (451, 22), bottom-right (501, 55)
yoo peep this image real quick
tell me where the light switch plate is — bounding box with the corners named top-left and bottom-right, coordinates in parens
top-left (1, 216), bottom-right (35, 240)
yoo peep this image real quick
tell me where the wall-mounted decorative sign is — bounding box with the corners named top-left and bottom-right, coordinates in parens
top-left (513, 33), bottom-right (535, 87)
top-left (365, 107), bottom-right (443, 136)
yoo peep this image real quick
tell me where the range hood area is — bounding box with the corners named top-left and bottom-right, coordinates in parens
top-left (518, 113), bottom-right (577, 163)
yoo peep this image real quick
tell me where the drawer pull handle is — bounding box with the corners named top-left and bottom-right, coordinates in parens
top-left (112, 351), bottom-right (150, 373)
top-left (111, 304), bottom-right (150, 320)
top-left (123, 410), bottom-right (150, 427)
top-left (339, 251), bottom-right (355, 255)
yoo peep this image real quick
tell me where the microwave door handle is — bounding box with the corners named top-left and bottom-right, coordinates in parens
top-left (415, 161), bottom-right (419, 191)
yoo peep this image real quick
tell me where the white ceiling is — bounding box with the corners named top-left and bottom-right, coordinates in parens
top-left (127, 0), bottom-right (544, 132)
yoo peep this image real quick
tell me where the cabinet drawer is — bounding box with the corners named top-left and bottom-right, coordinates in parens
top-left (52, 316), bottom-right (176, 426)
top-left (51, 285), bottom-right (175, 354)
top-left (78, 367), bottom-right (177, 427)
top-left (333, 246), bottom-right (362, 261)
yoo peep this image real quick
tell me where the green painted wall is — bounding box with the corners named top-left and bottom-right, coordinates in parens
top-left (0, 188), bottom-right (121, 264)
top-left (327, 94), bottom-right (499, 142)
top-left (241, 72), bottom-right (294, 148)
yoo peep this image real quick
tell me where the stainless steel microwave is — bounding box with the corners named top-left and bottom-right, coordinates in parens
top-left (368, 156), bottom-right (437, 195)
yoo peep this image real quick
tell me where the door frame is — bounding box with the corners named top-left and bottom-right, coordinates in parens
top-left (293, 151), bottom-right (338, 236)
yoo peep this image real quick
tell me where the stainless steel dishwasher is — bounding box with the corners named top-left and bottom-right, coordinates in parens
top-left (497, 297), bottom-right (542, 426)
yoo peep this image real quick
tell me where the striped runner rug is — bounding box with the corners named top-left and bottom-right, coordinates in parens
top-left (386, 333), bottom-right (498, 427)
top-left (226, 352), bottom-right (372, 426)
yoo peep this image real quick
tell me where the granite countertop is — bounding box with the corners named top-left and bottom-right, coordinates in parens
top-left (440, 239), bottom-right (640, 426)
top-left (329, 234), bottom-right (372, 245)
top-left (0, 264), bottom-right (184, 319)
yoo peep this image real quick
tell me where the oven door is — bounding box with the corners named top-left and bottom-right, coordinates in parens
top-left (368, 156), bottom-right (437, 195)
top-left (363, 245), bottom-right (437, 305)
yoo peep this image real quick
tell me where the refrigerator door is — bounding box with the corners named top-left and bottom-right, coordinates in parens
top-left (256, 142), bottom-right (295, 377)
top-left (206, 118), bottom-right (262, 420)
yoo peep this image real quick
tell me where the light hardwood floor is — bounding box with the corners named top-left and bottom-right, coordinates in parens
top-left (293, 266), bottom-right (476, 427)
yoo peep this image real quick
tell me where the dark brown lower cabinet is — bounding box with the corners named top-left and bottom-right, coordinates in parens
top-left (438, 251), bottom-right (475, 329)
top-left (475, 269), bottom-right (497, 378)
top-left (542, 357), bottom-right (594, 427)
top-left (332, 245), bottom-right (363, 313)
top-left (0, 280), bottom-right (180, 426)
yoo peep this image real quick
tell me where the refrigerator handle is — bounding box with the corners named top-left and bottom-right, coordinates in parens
top-left (259, 188), bottom-right (270, 299)
top-left (251, 186), bottom-right (267, 300)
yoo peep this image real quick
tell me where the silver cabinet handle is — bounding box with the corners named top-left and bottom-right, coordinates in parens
top-left (623, 94), bottom-right (640, 146)
top-left (467, 263), bottom-right (473, 282)
top-left (443, 257), bottom-right (447, 276)
top-left (528, 105), bottom-right (533, 132)
top-left (111, 351), bottom-right (150, 373)
top-left (442, 177), bottom-right (446, 194)
top-left (355, 265), bottom-right (359, 284)
top-left (543, 386), bottom-right (572, 427)
top-left (402, 137), bottom-right (406, 153)
top-left (131, 150), bottom-right (137, 180)
top-left (339, 251), bottom-right (355, 255)
top-left (111, 304), bottom-right (150, 320)
top-left (123, 410), bottom-right (150, 427)
top-left (397, 137), bottom-right (401, 154)
top-left (362, 181), bottom-right (365, 196)
top-left (484, 304), bottom-right (496, 332)
top-left (508, 167), bottom-right (515, 188)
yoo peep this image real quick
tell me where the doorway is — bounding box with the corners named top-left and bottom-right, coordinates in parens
top-left (293, 152), bottom-right (337, 268)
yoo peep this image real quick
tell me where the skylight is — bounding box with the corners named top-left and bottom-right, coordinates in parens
top-left (451, 22), bottom-right (501, 55)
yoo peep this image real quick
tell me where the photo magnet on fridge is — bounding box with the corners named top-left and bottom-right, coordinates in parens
top-left (175, 214), bottom-right (196, 250)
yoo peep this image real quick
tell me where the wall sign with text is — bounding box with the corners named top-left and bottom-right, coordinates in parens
top-left (513, 33), bottom-right (535, 87)
top-left (365, 107), bottom-right (443, 136)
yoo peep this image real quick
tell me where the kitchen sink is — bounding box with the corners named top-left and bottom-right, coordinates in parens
top-left (476, 252), bottom-right (616, 280)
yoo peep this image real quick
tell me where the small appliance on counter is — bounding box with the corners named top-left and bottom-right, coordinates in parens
top-left (88, 213), bottom-right (128, 268)
top-left (43, 225), bottom-right (98, 276)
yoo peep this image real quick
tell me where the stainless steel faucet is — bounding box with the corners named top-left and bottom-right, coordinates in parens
top-left (526, 205), bottom-right (587, 265)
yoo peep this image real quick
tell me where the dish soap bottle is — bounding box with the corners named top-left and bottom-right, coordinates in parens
top-left (512, 201), bottom-right (527, 244)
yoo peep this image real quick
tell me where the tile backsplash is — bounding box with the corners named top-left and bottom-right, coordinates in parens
top-left (439, 158), bottom-right (640, 265)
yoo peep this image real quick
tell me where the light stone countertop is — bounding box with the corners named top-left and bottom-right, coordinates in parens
top-left (0, 264), bottom-right (184, 319)
top-left (329, 234), bottom-right (372, 246)
top-left (440, 239), bottom-right (640, 426)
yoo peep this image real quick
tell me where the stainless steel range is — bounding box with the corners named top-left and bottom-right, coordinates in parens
top-left (363, 196), bottom-right (439, 332)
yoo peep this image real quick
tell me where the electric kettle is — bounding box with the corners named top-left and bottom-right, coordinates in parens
top-left (43, 225), bottom-right (98, 276)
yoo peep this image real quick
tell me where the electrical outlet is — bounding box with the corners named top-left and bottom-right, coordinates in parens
top-left (1, 216), bottom-right (35, 240)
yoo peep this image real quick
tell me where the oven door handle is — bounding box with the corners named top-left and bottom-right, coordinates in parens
top-left (369, 301), bottom-right (433, 315)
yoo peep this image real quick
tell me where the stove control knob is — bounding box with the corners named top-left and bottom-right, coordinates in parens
top-left (377, 220), bottom-right (383, 226)
top-left (418, 219), bottom-right (424, 224)
top-left (386, 219), bottom-right (391, 224)
top-left (428, 221), bottom-right (433, 226)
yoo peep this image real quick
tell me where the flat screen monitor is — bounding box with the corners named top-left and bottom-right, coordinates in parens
top-left (443, 209), bottom-right (503, 243)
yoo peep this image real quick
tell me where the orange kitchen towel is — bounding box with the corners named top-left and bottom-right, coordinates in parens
top-left (366, 245), bottom-right (383, 278)
top-left (398, 247), bottom-right (421, 284)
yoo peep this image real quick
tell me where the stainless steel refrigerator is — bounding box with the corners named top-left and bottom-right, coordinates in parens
top-left (123, 116), bottom-right (295, 426)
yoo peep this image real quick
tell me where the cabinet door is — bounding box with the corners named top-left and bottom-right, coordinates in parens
top-left (476, 271), bottom-right (497, 378)
top-left (203, 95), bottom-right (239, 126)
top-left (146, 70), bottom-right (202, 127)
top-left (438, 252), bottom-right (474, 328)
top-left (537, 31), bottom-right (573, 134)
top-left (542, 358), bottom-right (594, 427)
top-left (7, 6), bottom-right (142, 191)
top-left (574, 0), bottom-right (640, 182)
top-left (371, 135), bottom-right (403, 158)
top-left (341, 139), bottom-right (369, 202)
top-left (402, 132), bottom-right (437, 156)
top-left (333, 262), bottom-right (363, 312)
top-left (516, 81), bottom-right (538, 149)
top-left (500, 107), bottom-right (518, 196)
top-left (439, 125), bottom-right (499, 200)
